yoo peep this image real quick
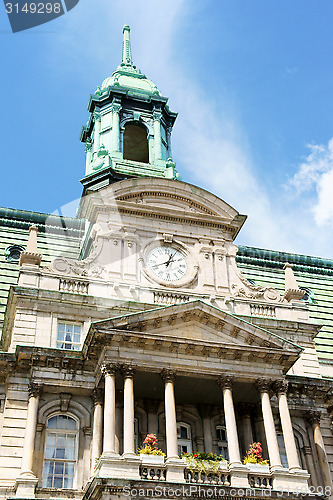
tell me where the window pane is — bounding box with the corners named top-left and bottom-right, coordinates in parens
top-left (73, 334), bottom-right (80, 343)
top-left (58, 324), bottom-right (65, 333)
top-left (66, 325), bottom-right (74, 333)
top-left (57, 416), bottom-right (68, 429)
top-left (57, 332), bottom-right (65, 341)
top-left (63, 476), bottom-right (73, 489)
top-left (74, 325), bottom-right (81, 334)
top-left (54, 477), bottom-right (63, 489)
top-left (66, 418), bottom-right (77, 430)
top-left (54, 462), bottom-right (64, 475)
top-left (48, 417), bottom-right (58, 429)
top-left (45, 447), bottom-right (55, 459)
top-left (65, 463), bottom-right (74, 476)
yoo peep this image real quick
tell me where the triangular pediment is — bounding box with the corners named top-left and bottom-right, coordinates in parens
top-left (90, 300), bottom-right (301, 355)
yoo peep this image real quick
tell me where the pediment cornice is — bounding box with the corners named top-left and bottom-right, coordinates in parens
top-left (85, 300), bottom-right (302, 372)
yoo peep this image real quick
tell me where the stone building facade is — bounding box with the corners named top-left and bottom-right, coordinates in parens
top-left (0, 25), bottom-right (332, 500)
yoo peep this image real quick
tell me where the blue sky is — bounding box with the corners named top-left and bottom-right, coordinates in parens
top-left (1, 0), bottom-right (333, 257)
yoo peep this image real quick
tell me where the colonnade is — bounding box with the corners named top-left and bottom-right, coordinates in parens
top-left (19, 372), bottom-right (333, 490)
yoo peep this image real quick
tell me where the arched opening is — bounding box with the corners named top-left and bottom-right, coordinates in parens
top-left (123, 122), bottom-right (149, 163)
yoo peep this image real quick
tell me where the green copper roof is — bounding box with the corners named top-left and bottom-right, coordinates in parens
top-left (100, 25), bottom-right (161, 97)
top-left (236, 246), bottom-right (333, 361)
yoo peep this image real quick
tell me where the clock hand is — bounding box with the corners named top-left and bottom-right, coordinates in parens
top-left (165, 252), bottom-right (176, 267)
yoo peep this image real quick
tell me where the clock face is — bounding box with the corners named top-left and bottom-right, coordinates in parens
top-left (147, 246), bottom-right (188, 282)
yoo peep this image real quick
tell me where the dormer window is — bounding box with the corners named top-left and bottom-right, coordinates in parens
top-left (123, 122), bottom-right (149, 163)
top-left (5, 245), bottom-right (24, 262)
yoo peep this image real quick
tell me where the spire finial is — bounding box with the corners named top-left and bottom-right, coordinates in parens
top-left (122, 25), bottom-right (133, 66)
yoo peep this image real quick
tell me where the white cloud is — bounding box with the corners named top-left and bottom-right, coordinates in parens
top-left (289, 138), bottom-right (333, 226)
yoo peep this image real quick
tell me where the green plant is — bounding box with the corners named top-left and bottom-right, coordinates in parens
top-left (243, 442), bottom-right (269, 465)
top-left (181, 452), bottom-right (228, 474)
top-left (137, 434), bottom-right (165, 456)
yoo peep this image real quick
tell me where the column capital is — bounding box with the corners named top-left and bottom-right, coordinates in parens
top-left (274, 379), bottom-right (289, 394)
top-left (92, 388), bottom-right (104, 406)
top-left (217, 375), bottom-right (233, 390)
top-left (255, 378), bottom-right (273, 394)
top-left (160, 368), bottom-right (176, 383)
top-left (101, 362), bottom-right (117, 377)
top-left (28, 382), bottom-right (42, 398)
top-left (306, 410), bottom-right (322, 425)
top-left (120, 364), bottom-right (136, 379)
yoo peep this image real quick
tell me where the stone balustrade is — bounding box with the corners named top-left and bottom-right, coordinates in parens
top-left (94, 455), bottom-right (309, 492)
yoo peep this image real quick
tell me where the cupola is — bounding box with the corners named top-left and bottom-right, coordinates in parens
top-left (80, 25), bottom-right (179, 195)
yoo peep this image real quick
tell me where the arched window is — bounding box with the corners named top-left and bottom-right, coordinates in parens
top-left (216, 425), bottom-right (229, 460)
top-left (123, 122), bottom-right (149, 163)
top-left (43, 415), bottom-right (78, 489)
top-left (177, 422), bottom-right (192, 455)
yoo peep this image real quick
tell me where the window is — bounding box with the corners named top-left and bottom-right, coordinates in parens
top-left (216, 425), bottom-right (228, 460)
top-left (177, 422), bottom-right (192, 455)
top-left (43, 415), bottom-right (78, 489)
top-left (57, 323), bottom-right (81, 350)
top-left (123, 122), bottom-right (149, 163)
top-left (277, 433), bottom-right (288, 468)
top-left (5, 244), bottom-right (24, 262)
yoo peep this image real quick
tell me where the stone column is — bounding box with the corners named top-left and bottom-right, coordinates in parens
top-left (256, 380), bottom-right (282, 469)
top-left (122, 365), bottom-right (136, 457)
top-left (218, 377), bottom-right (241, 465)
top-left (153, 109), bottom-right (163, 161)
top-left (93, 112), bottom-right (101, 153)
top-left (201, 405), bottom-right (214, 453)
top-left (102, 364), bottom-right (116, 454)
top-left (237, 403), bottom-right (254, 453)
top-left (20, 383), bottom-right (42, 475)
top-left (276, 381), bottom-right (301, 471)
top-left (111, 101), bottom-right (121, 153)
top-left (161, 369), bottom-right (178, 459)
top-left (91, 389), bottom-right (103, 473)
top-left (307, 411), bottom-right (333, 490)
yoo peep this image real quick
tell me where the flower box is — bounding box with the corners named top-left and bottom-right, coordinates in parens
top-left (140, 454), bottom-right (165, 465)
top-left (219, 461), bottom-right (229, 471)
top-left (246, 463), bottom-right (270, 474)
